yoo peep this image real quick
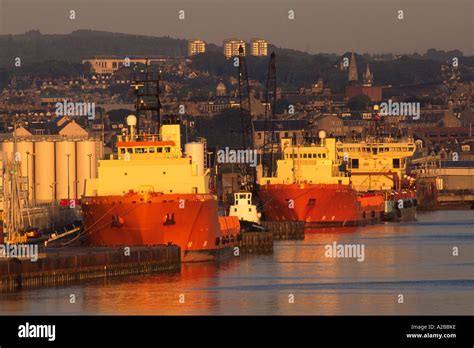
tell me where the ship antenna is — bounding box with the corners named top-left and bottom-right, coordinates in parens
top-left (132, 58), bottom-right (161, 135)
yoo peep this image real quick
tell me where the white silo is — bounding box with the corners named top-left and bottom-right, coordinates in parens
top-left (55, 141), bottom-right (77, 201)
top-left (185, 142), bottom-right (205, 176)
top-left (16, 141), bottom-right (35, 201)
top-left (35, 141), bottom-right (55, 203)
top-left (1, 141), bottom-right (14, 163)
top-left (76, 140), bottom-right (98, 198)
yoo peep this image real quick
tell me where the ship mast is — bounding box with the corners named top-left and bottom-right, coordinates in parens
top-left (132, 58), bottom-right (161, 135)
top-left (3, 119), bottom-right (30, 243)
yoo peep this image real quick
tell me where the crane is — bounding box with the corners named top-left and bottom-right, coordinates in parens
top-left (263, 52), bottom-right (277, 176)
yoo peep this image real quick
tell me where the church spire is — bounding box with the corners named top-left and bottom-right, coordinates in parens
top-left (363, 63), bottom-right (373, 86)
top-left (348, 52), bottom-right (358, 82)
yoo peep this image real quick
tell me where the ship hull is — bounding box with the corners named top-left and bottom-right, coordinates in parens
top-left (82, 192), bottom-right (240, 262)
top-left (258, 183), bottom-right (385, 228)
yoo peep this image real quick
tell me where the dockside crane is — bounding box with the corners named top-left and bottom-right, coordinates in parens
top-left (235, 45), bottom-right (260, 192)
top-left (262, 52), bottom-right (277, 177)
top-left (237, 46), bottom-right (253, 150)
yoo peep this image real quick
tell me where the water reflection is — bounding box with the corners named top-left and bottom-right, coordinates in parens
top-left (1, 210), bottom-right (473, 315)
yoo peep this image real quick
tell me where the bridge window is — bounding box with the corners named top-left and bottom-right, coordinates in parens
top-left (149, 147), bottom-right (155, 153)
top-left (120, 148), bottom-right (126, 154)
top-left (158, 147), bottom-right (163, 153)
top-left (393, 158), bottom-right (400, 169)
top-left (165, 147), bottom-right (171, 153)
top-left (351, 158), bottom-right (359, 169)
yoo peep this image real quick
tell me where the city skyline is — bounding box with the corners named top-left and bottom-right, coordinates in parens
top-left (0, 0), bottom-right (472, 55)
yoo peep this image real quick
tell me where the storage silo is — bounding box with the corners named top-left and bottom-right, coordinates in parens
top-left (16, 141), bottom-right (35, 201)
top-left (55, 141), bottom-right (76, 201)
top-left (76, 140), bottom-right (98, 198)
top-left (35, 141), bottom-right (55, 203)
top-left (185, 142), bottom-right (205, 176)
top-left (1, 141), bottom-right (14, 163)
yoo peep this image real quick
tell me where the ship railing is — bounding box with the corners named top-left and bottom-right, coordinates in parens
top-left (117, 134), bottom-right (161, 142)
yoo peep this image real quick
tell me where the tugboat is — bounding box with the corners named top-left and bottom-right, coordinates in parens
top-left (229, 192), bottom-right (265, 232)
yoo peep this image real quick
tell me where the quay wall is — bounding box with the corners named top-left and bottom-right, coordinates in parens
top-left (0, 245), bottom-right (180, 292)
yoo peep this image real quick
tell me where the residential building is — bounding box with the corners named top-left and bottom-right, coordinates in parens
top-left (250, 39), bottom-right (268, 56)
top-left (188, 39), bottom-right (206, 57)
top-left (223, 39), bottom-right (246, 58)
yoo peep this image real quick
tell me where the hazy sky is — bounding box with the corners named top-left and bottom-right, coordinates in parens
top-left (0, 0), bottom-right (473, 55)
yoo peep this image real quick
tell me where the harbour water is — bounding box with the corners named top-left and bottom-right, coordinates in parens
top-left (1, 210), bottom-right (473, 315)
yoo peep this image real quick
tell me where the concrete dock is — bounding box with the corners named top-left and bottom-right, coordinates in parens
top-left (0, 245), bottom-right (180, 292)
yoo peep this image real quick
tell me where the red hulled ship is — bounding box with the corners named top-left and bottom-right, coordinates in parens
top-left (81, 115), bottom-right (240, 262)
top-left (258, 132), bottom-right (385, 227)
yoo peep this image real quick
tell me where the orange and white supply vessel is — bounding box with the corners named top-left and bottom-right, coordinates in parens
top-left (81, 115), bottom-right (240, 262)
top-left (336, 136), bottom-right (418, 221)
top-left (258, 132), bottom-right (385, 227)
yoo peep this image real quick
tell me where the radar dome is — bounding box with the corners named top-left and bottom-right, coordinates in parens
top-left (126, 115), bottom-right (137, 126)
